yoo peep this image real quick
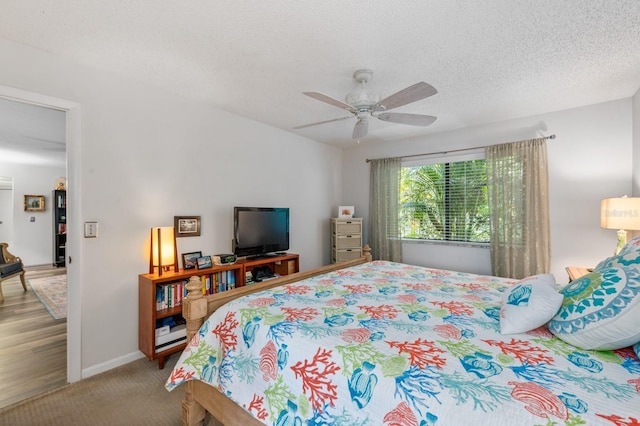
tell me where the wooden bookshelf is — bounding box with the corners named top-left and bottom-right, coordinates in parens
top-left (138, 263), bottom-right (243, 369)
top-left (139, 253), bottom-right (299, 368)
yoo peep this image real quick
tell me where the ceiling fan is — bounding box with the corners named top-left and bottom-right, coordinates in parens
top-left (294, 69), bottom-right (437, 140)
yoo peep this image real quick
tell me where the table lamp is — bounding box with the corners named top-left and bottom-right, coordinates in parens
top-left (600, 197), bottom-right (640, 255)
top-left (149, 226), bottom-right (178, 275)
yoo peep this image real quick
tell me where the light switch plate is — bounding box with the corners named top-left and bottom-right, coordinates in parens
top-left (84, 221), bottom-right (98, 238)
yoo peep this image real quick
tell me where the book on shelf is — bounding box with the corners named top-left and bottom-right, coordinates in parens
top-left (154, 270), bottom-right (238, 311)
top-left (200, 270), bottom-right (236, 295)
top-left (155, 279), bottom-right (188, 311)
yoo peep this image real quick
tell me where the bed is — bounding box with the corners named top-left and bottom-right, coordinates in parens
top-left (166, 248), bottom-right (640, 425)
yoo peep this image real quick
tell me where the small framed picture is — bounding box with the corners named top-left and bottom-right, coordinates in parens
top-left (24, 195), bottom-right (46, 212)
top-left (182, 251), bottom-right (202, 270)
top-left (338, 205), bottom-right (354, 218)
top-left (174, 216), bottom-right (201, 237)
top-left (196, 255), bottom-right (213, 270)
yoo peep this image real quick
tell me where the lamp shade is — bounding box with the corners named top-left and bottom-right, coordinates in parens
top-left (149, 227), bottom-right (178, 275)
top-left (601, 197), bottom-right (640, 230)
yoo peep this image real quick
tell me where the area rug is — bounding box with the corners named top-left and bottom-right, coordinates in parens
top-left (28, 275), bottom-right (67, 319)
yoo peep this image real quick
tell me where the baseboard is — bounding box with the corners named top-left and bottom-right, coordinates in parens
top-left (81, 351), bottom-right (145, 379)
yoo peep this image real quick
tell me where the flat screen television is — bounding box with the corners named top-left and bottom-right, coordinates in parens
top-left (233, 207), bottom-right (290, 258)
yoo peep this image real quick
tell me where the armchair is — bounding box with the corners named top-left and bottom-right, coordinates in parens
top-left (0, 243), bottom-right (27, 302)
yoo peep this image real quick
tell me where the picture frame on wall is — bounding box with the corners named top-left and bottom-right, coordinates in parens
top-left (196, 255), bottom-right (213, 270)
top-left (338, 205), bottom-right (354, 218)
top-left (24, 195), bottom-right (45, 212)
top-left (174, 216), bottom-right (201, 237)
top-left (182, 251), bottom-right (202, 270)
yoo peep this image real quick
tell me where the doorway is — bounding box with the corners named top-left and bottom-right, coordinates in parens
top-left (0, 98), bottom-right (68, 406)
top-left (0, 177), bottom-right (13, 243)
top-left (0, 85), bottom-right (82, 390)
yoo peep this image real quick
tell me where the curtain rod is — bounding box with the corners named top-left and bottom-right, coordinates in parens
top-left (365, 134), bottom-right (556, 163)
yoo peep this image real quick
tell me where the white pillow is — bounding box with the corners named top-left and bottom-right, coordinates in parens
top-left (500, 274), bottom-right (563, 334)
top-left (548, 267), bottom-right (640, 350)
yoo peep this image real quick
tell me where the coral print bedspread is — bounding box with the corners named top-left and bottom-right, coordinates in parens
top-left (166, 261), bottom-right (640, 425)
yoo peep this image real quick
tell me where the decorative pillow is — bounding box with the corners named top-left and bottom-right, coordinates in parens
top-left (594, 250), bottom-right (640, 272)
top-left (548, 267), bottom-right (640, 350)
top-left (500, 274), bottom-right (563, 334)
top-left (619, 235), bottom-right (640, 256)
top-left (634, 342), bottom-right (640, 359)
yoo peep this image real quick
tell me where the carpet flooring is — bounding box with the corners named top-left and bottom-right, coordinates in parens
top-left (0, 355), bottom-right (217, 426)
top-left (27, 274), bottom-right (67, 319)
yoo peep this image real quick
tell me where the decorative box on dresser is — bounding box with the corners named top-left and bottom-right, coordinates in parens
top-left (331, 218), bottom-right (363, 263)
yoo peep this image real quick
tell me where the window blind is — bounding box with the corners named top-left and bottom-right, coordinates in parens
top-left (400, 158), bottom-right (489, 243)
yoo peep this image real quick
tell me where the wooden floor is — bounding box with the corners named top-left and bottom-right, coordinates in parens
top-left (0, 266), bottom-right (67, 409)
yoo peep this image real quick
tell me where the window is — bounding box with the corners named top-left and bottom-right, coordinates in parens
top-left (400, 156), bottom-right (489, 243)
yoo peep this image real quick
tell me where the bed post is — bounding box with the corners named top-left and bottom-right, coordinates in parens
top-left (181, 276), bottom-right (208, 426)
top-left (363, 244), bottom-right (372, 262)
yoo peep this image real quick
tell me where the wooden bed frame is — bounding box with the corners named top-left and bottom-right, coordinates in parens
top-left (180, 246), bottom-right (372, 426)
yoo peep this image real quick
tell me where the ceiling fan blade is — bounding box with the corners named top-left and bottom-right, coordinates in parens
top-left (292, 115), bottom-right (353, 130)
top-left (377, 112), bottom-right (437, 126)
top-left (303, 92), bottom-right (355, 112)
top-left (352, 118), bottom-right (369, 139)
top-left (376, 82), bottom-right (437, 111)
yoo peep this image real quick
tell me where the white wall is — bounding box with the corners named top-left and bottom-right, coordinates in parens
top-left (0, 162), bottom-right (66, 264)
top-left (342, 99), bottom-right (633, 283)
top-left (0, 37), bottom-right (343, 375)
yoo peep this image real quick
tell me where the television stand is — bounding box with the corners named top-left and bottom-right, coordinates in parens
top-left (238, 253), bottom-right (299, 286)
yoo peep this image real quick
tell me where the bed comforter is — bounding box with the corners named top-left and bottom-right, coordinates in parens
top-left (166, 261), bottom-right (640, 425)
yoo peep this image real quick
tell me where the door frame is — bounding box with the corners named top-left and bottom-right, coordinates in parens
top-left (0, 84), bottom-right (82, 383)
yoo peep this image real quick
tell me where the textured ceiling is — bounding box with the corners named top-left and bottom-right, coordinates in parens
top-left (1, 0), bottom-right (639, 151)
top-left (0, 97), bottom-right (66, 166)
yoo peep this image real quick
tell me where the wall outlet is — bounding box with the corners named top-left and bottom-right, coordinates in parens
top-left (84, 221), bottom-right (98, 238)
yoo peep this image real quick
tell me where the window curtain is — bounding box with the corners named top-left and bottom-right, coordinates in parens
top-left (369, 157), bottom-right (403, 262)
top-left (486, 138), bottom-right (550, 279)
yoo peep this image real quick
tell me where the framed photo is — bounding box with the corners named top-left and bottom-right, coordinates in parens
top-left (338, 205), bottom-right (354, 218)
top-left (174, 216), bottom-right (201, 237)
top-left (196, 255), bottom-right (213, 270)
top-left (24, 195), bottom-right (45, 212)
top-left (182, 251), bottom-right (202, 270)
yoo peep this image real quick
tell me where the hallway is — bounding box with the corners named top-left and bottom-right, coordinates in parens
top-left (0, 265), bottom-right (66, 408)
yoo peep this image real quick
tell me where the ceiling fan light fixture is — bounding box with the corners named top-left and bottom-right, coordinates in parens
top-left (345, 87), bottom-right (379, 108)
